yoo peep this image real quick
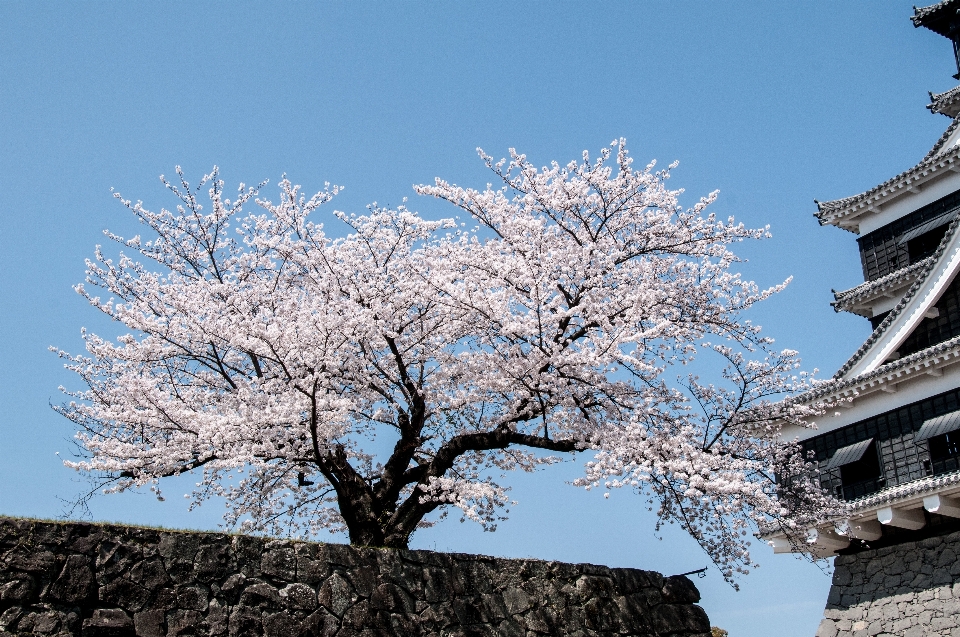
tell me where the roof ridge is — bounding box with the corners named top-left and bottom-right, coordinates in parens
top-left (758, 468), bottom-right (960, 537)
top-left (832, 214), bottom-right (960, 379)
top-left (923, 116), bottom-right (960, 162)
top-left (912, 0), bottom-right (960, 28)
top-left (845, 468), bottom-right (960, 513)
top-left (931, 85), bottom-right (960, 101)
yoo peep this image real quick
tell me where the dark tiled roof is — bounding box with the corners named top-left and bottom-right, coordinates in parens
top-left (831, 257), bottom-right (934, 314)
top-left (759, 469), bottom-right (960, 539)
top-left (845, 469), bottom-right (960, 513)
top-left (922, 116), bottom-right (960, 161)
top-left (912, 0), bottom-right (960, 36)
top-left (929, 85), bottom-right (960, 117)
top-left (794, 332), bottom-right (960, 405)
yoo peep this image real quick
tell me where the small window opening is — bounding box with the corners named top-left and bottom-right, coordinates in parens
top-left (826, 439), bottom-right (884, 501)
top-left (907, 226), bottom-right (950, 264)
top-left (930, 431), bottom-right (960, 475)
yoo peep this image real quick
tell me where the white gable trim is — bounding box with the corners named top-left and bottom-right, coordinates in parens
top-left (845, 230), bottom-right (960, 377)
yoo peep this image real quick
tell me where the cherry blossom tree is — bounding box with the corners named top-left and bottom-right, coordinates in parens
top-left (55, 140), bottom-right (836, 581)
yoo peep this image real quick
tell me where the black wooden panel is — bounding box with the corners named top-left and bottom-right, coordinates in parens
top-left (857, 188), bottom-right (960, 281)
top-left (803, 388), bottom-right (960, 501)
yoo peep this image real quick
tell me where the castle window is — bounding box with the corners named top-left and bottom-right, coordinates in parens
top-left (825, 438), bottom-right (883, 500)
top-left (916, 410), bottom-right (960, 475)
top-left (905, 224), bottom-right (951, 264)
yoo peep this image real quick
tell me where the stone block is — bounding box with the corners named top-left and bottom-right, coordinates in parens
top-left (81, 608), bottom-right (134, 637)
top-left (177, 584), bottom-right (210, 611)
top-left (261, 544), bottom-right (297, 582)
top-left (195, 544), bottom-right (233, 582)
top-left (49, 554), bottom-right (96, 604)
top-left (239, 581), bottom-right (282, 609)
top-left (262, 610), bottom-right (301, 637)
top-left (18, 610), bottom-right (66, 635)
top-left (159, 534), bottom-right (201, 585)
top-left (0, 607), bottom-right (24, 633)
top-left (0, 574), bottom-right (34, 604)
top-left (502, 586), bottom-right (531, 615)
top-left (815, 619), bottom-right (839, 637)
top-left (98, 578), bottom-right (151, 611)
top-left (346, 564), bottom-right (378, 598)
top-left (938, 548), bottom-right (959, 568)
top-left (166, 609), bottom-right (205, 636)
top-left (127, 558), bottom-right (170, 592)
top-left (4, 549), bottom-right (57, 575)
top-left (318, 572), bottom-right (357, 618)
top-left (661, 575), bottom-right (701, 603)
top-left (207, 598), bottom-right (229, 636)
top-left (280, 582), bottom-right (318, 610)
top-left (227, 606), bottom-right (262, 637)
top-left (133, 610), bottom-right (165, 637)
top-left (97, 540), bottom-right (142, 581)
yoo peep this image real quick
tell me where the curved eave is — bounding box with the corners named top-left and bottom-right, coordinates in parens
top-left (912, 0), bottom-right (960, 37)
top-left (762, 470), bottom-right (960, 557)
top-left (845, 470), bottom-right (960, 514)
top-left (832, 257), bottom-right (934, 316)
top-left (815, 124), bottom-right (960, 231)
top-left (837, 215), bottom-right (960, 379)
top-left (929, 85), bottom-right (960, 118)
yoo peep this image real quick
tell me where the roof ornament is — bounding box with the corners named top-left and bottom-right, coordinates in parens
top-left (912, 0), bottom-right (960, 79)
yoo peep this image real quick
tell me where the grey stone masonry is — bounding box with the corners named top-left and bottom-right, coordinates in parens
top-left (816, 530), bottom-right (960, 637)
top-left (0, 517), bottom-right (711, 636)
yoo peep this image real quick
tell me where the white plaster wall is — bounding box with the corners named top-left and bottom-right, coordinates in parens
top-left (857, 170), bottom-right (960, 236)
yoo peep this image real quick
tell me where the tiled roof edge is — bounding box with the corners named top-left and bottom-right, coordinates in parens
top-left (832, 257), bottom-right (935, 312)
top-left (912, 0), bottom-right (959, 27)
top-left (929, 85), bottom-right (960, 117)
top-left (759, 469), bottom-right (960, 538)
top-left (793, 334), bottom-right (960, 405)
top-left (846, 469), bottom-right (960, 513)
top-left (757, 469), bottom-right (960, 539)
top-left (814, 120), bottom-right (960, 222)
top-left (923, 117), bottom-right (960, 162)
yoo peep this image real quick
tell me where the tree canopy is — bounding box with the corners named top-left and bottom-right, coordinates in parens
top-left (55, 140), bottom-right (834, 582)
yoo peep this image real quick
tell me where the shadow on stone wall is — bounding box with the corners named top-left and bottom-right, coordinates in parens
top-left (816, 530), bottom-right (960, 637)
top-left (0, 517), bottom-right (712, 636)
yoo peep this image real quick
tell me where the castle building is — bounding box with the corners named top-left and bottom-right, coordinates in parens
top-left (764, 3), bottom-right (960, 633)
top-left (767, 1), bottom-right (960, 558)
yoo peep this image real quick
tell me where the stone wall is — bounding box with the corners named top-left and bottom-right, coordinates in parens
top-left (0, 517), bottom-right (711, 636)
top-left (816, 529), bottom-right (960, 637)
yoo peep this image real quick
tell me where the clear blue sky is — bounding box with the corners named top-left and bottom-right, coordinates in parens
top-left (0, 2), bottom-right (952, 635)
